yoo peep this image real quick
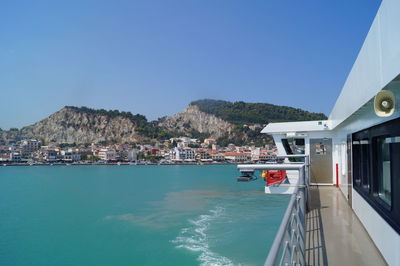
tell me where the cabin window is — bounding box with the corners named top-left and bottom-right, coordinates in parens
top-left (360, 139), bottom-right (370, 191)
top-left (352, 138), bottom-right (369, 189)
top-left (282, 138), bottom-right (305, 155)
top-left (282, 138), bottom-right (305, 162)
top-left (352, 117), bottom-right (400, 234)
top-left (375, 136), bottom-right (392, 206)
top-left (293, 139), bottom-right (305, 154)
top-left (314, 143), bottom-right (326, 155)
top-left (281, 138), bottom-right (293, 155)
top-left (352, 140), bottom-right (361, 186)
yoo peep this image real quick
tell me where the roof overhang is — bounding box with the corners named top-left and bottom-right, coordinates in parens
top-left (261, 120), bottom-right (331, 134)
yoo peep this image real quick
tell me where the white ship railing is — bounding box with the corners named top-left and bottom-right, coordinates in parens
top-left (237, 155), bottom-right (309, 266)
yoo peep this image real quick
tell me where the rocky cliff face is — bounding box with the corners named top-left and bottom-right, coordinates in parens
top-left (0, 105), bottom-right (237, 144)
top-left (157, 105), bottom-right (234, 139)
top-left (17, 107), bottom-right (141, 144)
top-left (1, 100), bottom-right (325, 146)
top-left (0, 130), bottom-right (20, 142)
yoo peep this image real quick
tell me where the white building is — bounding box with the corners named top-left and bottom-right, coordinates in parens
top-left (224, 153), bottom-right (248, 162)
top-left (211, 144), bottom-right (219, 150)
top-left (251, 147), bottom-right (261, 161)
top-left (98, 148), bottom-right (117, 161)
top-left (124, 149), bottom-right (137, 162)
top-left (211, 153), bottom-right (225, 161)
top-left (60, 149), bottom-right (81, 162)
top-left (21, 139), bottom-right (41, 152)
top-left (170, 137), bottom-right (198, 148)
top-left (170, 147), bottom-right (195, 161)
top-left (203, 138), bottom-right (216, 145)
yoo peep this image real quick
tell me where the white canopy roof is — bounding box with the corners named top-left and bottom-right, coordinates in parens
top-left (261, 120), bottom-right (329, 134)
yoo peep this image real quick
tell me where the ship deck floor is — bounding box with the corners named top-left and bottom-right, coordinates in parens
top-left (305, 186), bottom-right (387, 266)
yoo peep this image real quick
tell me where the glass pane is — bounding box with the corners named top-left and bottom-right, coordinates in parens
top-left (293, 139), bottom-right (305, 154)
top-left (282, 138), bottom-right (305, 162)
top-left (282, 138), bottom-right (305, 155)
top-left (281, 138), bottom-right (293, 155)
top-left (352, 141), bottom-right (361, 186)
top-left (377, 137), bottom-right (391, 205)
top-left (315, 143), bottom-right (326, 155)
top-left (361, 140), bottom-right (370, 189)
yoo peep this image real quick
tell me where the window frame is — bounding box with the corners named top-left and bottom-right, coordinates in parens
top-left (352, 117), bottom-right (400, 234)
top-left (360, 139), bottom-right (371, 192)
top-left (371, 135), bottom-right (392, 210)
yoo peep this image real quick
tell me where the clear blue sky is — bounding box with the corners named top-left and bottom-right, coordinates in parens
top-left (0, 0), bottom-right (381, 129)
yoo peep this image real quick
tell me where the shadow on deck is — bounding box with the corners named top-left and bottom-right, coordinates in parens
top-left (305, 186), bottom-right (387, 266)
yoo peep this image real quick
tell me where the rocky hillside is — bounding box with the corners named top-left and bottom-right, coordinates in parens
top-left (1, 100), bottom-right (327, 146)
top-left (157, 105), bottom-right (234, 139)
top-left (156, 104), bottom-right (271, 146)
top-left (156, 99), bottom-right (327, 146)
top-left (2, 107), bottom-right (148, 144)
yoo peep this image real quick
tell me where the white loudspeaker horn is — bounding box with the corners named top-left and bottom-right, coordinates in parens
top-left (374, 90), bottom-right (396, 117)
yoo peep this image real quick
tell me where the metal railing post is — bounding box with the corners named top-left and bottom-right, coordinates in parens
top-left (297, 167), bottom-right (306, 266)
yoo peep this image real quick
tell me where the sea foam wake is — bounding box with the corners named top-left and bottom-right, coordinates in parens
top-left (172, 206), bottom-right (234, 266)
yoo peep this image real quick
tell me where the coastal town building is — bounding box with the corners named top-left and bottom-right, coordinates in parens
top-left (117, 149), bottom-right (138, 162)
top-left (98, 148), bottom-right (117, 161)
top-left (0, 137), bottom-right (275, 164)
top-left (170, 147), bottom-right (196, 161)
top-left (195, 149), bottom-right (212, 161)
top-left (203, 138), bottom-right (216, 145)
top-left (211, 153), bottom-right (225, 162)
top-left (20, 152), bottom-right (33, 162)
top-left (21, 139), bottom-right (41, 152)
top-left (43, 149), bottom-right (58, 162)
top-left (211, 144), bottom-right (219, 150)
top-left (127, 150), bottom-right (137, 161)
top-left (227, 144), bottom-right (236, 151)
top-left (11, 152), bottom-right (21, 162)
top-left (60, 150), bottom-right (81, 162)
top-left (224, 152), bottom-right (249, 162)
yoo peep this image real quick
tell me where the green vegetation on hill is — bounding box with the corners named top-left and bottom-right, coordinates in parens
top-left (65, 106), bottom-right (148, 126)
top-left (190, 99), bottom-right (327, 125)
top-left (189, 99), bottom-right (327, 146)
top-left (215, 125), bottom-right (272, 147)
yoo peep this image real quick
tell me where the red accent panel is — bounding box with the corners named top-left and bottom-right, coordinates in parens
top-left (336, 163), bottom-right (339, 188)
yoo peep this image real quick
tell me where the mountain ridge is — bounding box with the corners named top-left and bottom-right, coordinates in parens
top-left (190, 99), bottom-right (327, 124)
top-left (0, 99), bottom-right (327, 146)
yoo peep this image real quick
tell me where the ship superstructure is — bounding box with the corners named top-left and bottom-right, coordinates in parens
top-left (239, 0), bottom-right (400, 264)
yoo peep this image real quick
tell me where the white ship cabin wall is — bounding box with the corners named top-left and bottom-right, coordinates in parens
top-left (264, 0), bottom-right (400, 264)
top-left (262, 121), bottom-right (335, 185)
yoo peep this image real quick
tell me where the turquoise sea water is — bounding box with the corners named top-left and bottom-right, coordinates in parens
top-left (0, 165), bottom-right (289, 266)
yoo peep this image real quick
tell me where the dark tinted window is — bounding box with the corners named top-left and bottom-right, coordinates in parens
top-left (360, 140), bottom-right (370, 190)
top-left (352, 141), bottom-right (361, 186)
top-left (352, 118), bottom-right (400, 234)
top-left (375, 136), bottom-right (392, 206)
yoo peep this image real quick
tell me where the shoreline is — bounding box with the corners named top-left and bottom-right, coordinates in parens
top-left (0, 161), bottom-right (258, 167)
